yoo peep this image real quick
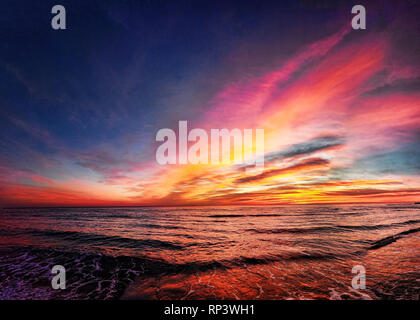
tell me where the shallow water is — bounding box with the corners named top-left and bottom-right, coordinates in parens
top-left (0, 204), bottom-right (419, 299)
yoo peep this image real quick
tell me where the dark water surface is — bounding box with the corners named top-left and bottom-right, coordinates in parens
top-left (0, 204), bottom-right (419, 299)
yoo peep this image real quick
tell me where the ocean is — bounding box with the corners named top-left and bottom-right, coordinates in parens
top-left (0, 204), bottom-right (419, 300)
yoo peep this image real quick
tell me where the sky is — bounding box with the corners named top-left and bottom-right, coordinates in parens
top-left (0, 0), bottom-right (420, 206)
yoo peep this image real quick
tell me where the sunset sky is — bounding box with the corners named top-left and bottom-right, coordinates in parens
top-left (1, 0), bottom-right (420, 206)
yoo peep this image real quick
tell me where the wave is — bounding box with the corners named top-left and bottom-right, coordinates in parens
top-left (246, 219), bottom-right (420, 235)
top-left (0, 246), bottom-right (168, 300)
top-left (208, 214), bottom-right (294, 218)
top-left (336, 219), bottom-right (420, 230)
top-left (206, 209), bottom-right (375, 219)
top-left (24, 228), bottom-right (185, 250)
top-left (0, 244), bottom-right (344, 299)
top-left (368, 227), bottom-right (420, 250)
top-left (136, 223), bottom-right (186, 230)
top-left (247, 226), bottom-right (335, 234)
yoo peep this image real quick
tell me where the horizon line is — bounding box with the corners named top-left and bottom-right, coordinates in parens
top-left (2, 200), bottom-right (419, 209)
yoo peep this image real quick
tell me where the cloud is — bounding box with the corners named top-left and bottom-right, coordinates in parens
top-left (264, 135), bottom-right (345, 163)
top-left (322, 188), bottom-right (420, 197)
top-left (236, 158), bottom-right (330, 184)
top-left (3, 2), bottom-right (420, 206)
